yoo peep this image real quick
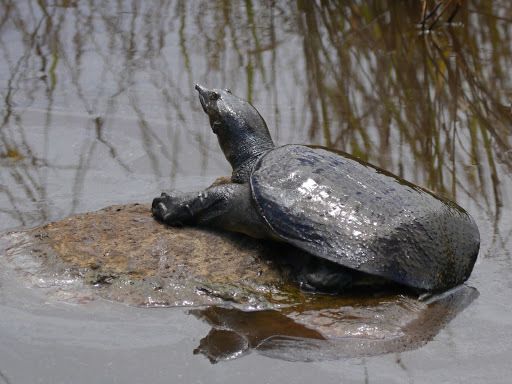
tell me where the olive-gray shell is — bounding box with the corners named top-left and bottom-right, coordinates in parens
top-left (250, 145), bottom-right (479, 291)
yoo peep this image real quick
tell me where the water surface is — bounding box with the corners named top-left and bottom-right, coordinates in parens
top-left (1, 1), bottom-right (511, 383)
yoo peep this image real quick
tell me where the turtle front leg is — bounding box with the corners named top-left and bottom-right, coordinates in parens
top-left (152, 177), bottom-right (234, 225)
top-left (152, 183), bottom-right (273, 239)
top-left (152, 188), bottom-right (232, 226)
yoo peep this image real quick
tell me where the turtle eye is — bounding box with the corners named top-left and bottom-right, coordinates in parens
top-left (209, 91), bottom-right (220, 101)
top-left (212, 121), bottom-right (221, 134)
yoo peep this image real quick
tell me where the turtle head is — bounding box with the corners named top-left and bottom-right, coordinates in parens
top-left (195, 84), bottom-right (275, 182)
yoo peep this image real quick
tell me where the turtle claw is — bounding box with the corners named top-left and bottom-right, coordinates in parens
top-left (152, 193), bottom-right (173, 221)
top-left (152, 192), bottom-right (190, 225)
top-left (157, 202), bottom-right (169, 219)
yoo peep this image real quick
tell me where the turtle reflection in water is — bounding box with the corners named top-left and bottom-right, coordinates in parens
top-left (190, 285), bottom-right (478, 363)
top-left (153, 85), bottom-right (480, 293)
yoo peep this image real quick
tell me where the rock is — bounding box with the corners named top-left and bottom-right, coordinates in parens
top-left (1, 203), bottom-right (288, 307)
top-left (0, 203), bottom-right (478, 361)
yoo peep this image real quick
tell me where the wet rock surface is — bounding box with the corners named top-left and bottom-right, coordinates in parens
top-left (1, 203), bottom-right (286, 307)
top-left (0, 203), bottom-right (478, 361)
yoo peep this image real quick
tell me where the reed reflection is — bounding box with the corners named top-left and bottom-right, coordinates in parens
top-left (0, 0), bottom-right (510, 235)
top-left (0, 1), bottom-right (508, 373)
top-left (294, 1), bottom-right (511, 208)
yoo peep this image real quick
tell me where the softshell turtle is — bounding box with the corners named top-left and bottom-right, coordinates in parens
top-left (152, 85), bottom-right (479, 292)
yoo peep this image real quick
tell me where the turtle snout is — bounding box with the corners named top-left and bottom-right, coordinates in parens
top-left (195, 84), bottom-right (209, 98)
top-left (196, 84), bottom-right (209, 113)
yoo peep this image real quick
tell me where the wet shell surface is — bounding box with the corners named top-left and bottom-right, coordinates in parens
top-left (251, 145), bottom-right (480, 291)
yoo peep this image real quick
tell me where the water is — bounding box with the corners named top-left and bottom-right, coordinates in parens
top-left (1, 1), bottom-right (511, 383)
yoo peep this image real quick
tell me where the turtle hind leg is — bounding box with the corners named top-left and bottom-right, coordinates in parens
top-left (296, 258), bottom-right (418, 295)
top-left (297, 261), bottom-right (355, 294)
top-left (273, 247), bottom-right (354, 294)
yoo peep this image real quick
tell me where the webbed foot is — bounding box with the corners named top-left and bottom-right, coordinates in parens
top-left (152, 192), bottom-right (191, 225)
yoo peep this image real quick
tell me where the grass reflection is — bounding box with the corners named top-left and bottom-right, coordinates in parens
top-left (291, 0), bottom-right (511, 218)
top-left (0, 0), bottom-right (510, 230)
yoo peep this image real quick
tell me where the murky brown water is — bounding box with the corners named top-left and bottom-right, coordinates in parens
top-left (1, 1), bottom-right (511, 383)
